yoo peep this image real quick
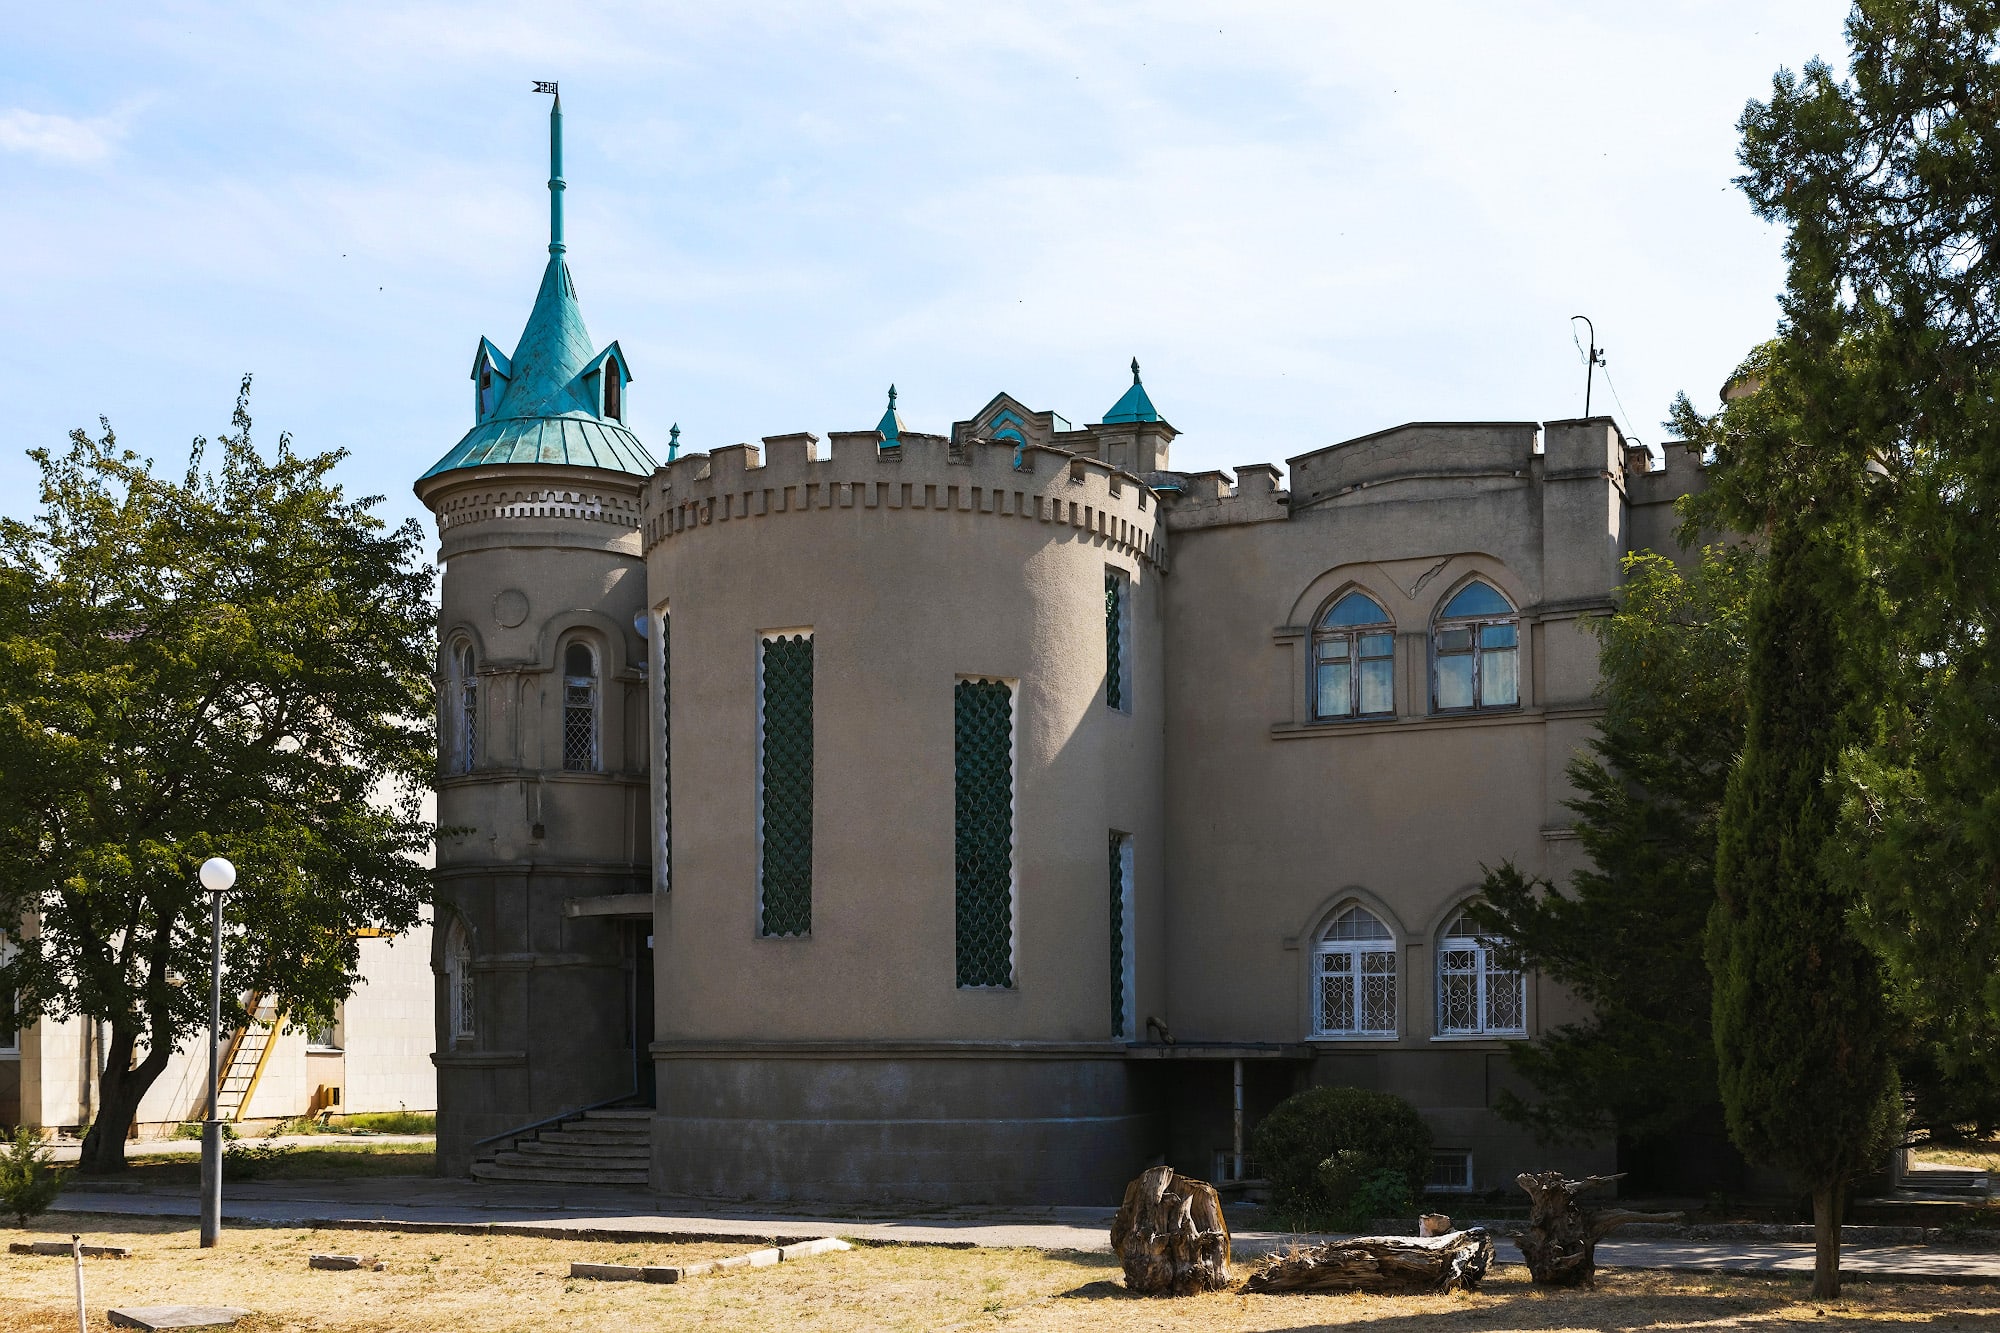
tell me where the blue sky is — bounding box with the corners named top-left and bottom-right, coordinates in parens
top-left (2, 2), bottom-right (1851, 539)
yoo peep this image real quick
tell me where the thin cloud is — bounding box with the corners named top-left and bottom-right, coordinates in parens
top-left (0, 109), bottom-right (121, 163)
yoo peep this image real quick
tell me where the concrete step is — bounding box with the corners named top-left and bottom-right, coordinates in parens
top-left (1907, 1169), bottom-right (1990, 1194)
top-left (471, 1160), bottom-right (650, 1186)
top-left (512, 1140), bottom-right (650, 1164)
top-left (536, 1127), bottom-right (652, 1147)
top-left (581, 1108), bottom-right (654, 1122)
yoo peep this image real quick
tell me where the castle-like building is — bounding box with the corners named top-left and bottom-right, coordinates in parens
top-left (416, 97), bottom-right (1703, 1203)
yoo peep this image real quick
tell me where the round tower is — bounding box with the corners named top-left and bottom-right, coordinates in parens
top-left (415, 90), bottom-right (658, 1175)
top-left (641, 417), bottom-right (1169, 1204)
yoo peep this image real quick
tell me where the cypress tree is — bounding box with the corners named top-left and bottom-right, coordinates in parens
top-left (1708, 518), bottom-right (1898, 1300)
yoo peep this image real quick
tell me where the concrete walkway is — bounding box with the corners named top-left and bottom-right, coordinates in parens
top-left (42, 1177), bottom-right (2000, 1283)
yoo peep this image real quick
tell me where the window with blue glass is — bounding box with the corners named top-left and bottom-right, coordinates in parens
top-left (1313, 592), bottom-right (1395, 720)
top-left (1432, 581), bottom-right (1519, 712)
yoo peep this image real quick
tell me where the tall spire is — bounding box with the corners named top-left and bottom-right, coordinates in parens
top-left (537, 81), bottom-right (565, 256)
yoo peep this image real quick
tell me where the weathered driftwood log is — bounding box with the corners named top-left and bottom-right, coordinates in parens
top-left (1109, 1165), bottom-right (1231, 1295)
top-left (1514, 1171), bottom-right (1683, 1287)
top-left (1243, 1228), bottom-right (1495, 1295)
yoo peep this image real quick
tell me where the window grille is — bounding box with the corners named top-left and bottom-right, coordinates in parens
top-left (955, 678), bottom-right (1014, 987)
top-left (1428, 1150), bottom-right (1475, 1192)
top-left (455, 643), bottom-right (478, 773)
top-left (758, 633), bottom-right (814, 937)
top-left (1315, 905), bottom-right (1397, 1036)
top-left (1436, 911), bottom-right (1526, 1036)
top-left (659, 611), bottom-right (672, 894)
top-left (1105, 567), bottom-right (1130, 711)
top-left (562, 642), bottom-right (600, 771)
top-left (446, 923), bottom-right (474, 1044)
top-left (1433, 580), bottom-right (1519, 712)
top-left (1314, 592), bottom-right (1395, 720)
top-left (1109, 831), bottom-right (1133, 1038)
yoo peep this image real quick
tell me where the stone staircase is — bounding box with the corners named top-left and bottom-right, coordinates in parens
top-left (1904, 1166), bottom-right (1992, 1196)
top-left (470, 1106), bottom-right (652, 1187)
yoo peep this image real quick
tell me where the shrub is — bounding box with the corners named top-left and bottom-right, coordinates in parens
top-left (1251, 1086), bottom-right (1432, 1222)
top-left (223, 1126), bottom-right (298, 1180)
top-left (335, 1110), bottom-right (436, 1135)
top-left (0, 1128), bottom-right (68, 1225)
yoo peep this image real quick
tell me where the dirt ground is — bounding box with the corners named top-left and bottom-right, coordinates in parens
top-left (5, 1213), bottom-right (2000, 1332)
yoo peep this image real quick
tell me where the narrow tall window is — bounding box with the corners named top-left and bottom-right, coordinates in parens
top-left (758, 632), bottom-right (814, 937)
top-left (1109, 831), bottom-right (1134, 1038)
top-left (1105, 567), bottom-right (1131, 711)
top-left (1433, 581), bottom-right (1519, 711)
top-left (604, 357), bottom-right (622, 420)
top-left (454, 642), bottom-right (478, 773)
top-left (955, 678), bottom-right (1015, 988)
top-left (1436, 910), bottom-right (1526, 1036)
top-left (659, 610), bottom-right (672, 894)
top-left (1315, 905), bottom-right (1397, 1036)
top-left (1313, 592), bottom-right (1395, 720)
top-left (562, 642), bottom-right (600, 771)
top-left (445, 921), bottom-right (474, 1046)
top-left (0, 932), bottom-right (18, 1055)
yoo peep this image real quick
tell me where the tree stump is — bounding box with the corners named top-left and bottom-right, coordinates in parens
top-left (1243, 1228), bottom-right (1495, 1295)
top-left (1514, 1171), bottom-right (1683, 1287)
top-left (1109, 1166), bottom-right (1231, 1295)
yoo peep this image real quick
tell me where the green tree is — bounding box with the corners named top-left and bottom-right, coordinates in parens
top-left (1471, 546), bottom-right (1756, 1150)
top-left (1697, 0), bottom-right (2000, 1147)
top-left (0, 380), bottom-right (434, 1172)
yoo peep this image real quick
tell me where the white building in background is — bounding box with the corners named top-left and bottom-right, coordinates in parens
top-left (2, 922), bottom-right (436, 1135)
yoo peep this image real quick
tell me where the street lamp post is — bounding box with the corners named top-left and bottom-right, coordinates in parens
top-left (197, 856), bottom-right (235, 1249)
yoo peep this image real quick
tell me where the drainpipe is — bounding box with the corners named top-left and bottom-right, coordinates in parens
top-left (1232, 1059), bottom-right (1245, 1182)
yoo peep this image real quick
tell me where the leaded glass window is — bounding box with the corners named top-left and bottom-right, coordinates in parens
top-left (659, 610), bottom-right (672, 894)
top-left (1105, 567), bottom-right (1130, 711)
top-left (1313, 592), bottom-right (1395, 720)
top-left (562, 642), bottom-right (600, 771)
top-left (1109, 830), bottom-right (1133, 1038)
top-left (1436, 910), bottom-right (1526, 1036)
top-left (454, 642), bottom-right (478, 773)
top-left (1432, 580), bottom-right (1519, 712)
top-left (445, 921), bottom-right (474, 1045)
top-left (1315, 905), bottom-right (1397, 1036)
top-left (955, 678), bottom-right (1014, 988)
top-left (758, 633), bottom-right (814, 937)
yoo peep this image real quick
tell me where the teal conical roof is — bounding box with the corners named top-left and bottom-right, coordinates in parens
top-left (875, 384), bottom-right (906, 443)
top-left (420, 93), bottom-right (656, 482)
top-left (1101, 357), bottom-right (1161, 425)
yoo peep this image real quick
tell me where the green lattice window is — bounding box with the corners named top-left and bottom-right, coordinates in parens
top-left (1105, 567), bottom-right (1128, 710)
top-left (659, 610), bottom-right (672, 894)
top-left (759, 633), bottom-right (814, 936)
top-left (1109, 830), bottom-right (1131, 1037)
top-left (955, 678), bottom-right (1014, 987)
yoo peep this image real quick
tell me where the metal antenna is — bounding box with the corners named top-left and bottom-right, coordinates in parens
top-left (1571, 316), bottom-right (1605, 418)
top-left (535, 83), bottom-right (564, 256)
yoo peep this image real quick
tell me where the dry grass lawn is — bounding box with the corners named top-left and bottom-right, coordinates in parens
top-left (5, 1213), bottom-right (2000, 1332)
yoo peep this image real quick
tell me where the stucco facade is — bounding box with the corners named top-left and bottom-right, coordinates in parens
top-left (415, 99), bottom-right (1705, 1203)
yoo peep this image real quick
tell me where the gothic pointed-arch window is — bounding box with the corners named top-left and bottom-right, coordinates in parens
top-left (562, 641), bottom-right (601, 772)
top-left (1435, 910), bottom-right (1525, 1036)
top-left (1313, 591), bottom-right (1395, 720)
top-left (1315, 905), bottom-right (1398, 1036)
top-left (452, 642), bottom-right (478, 773)
top-left (604, 358), bottom-right (622, 421)
top-left (1432, 580), bottom-right (1519, 712)
top-left (445, 920), bottom-right (474, 1046)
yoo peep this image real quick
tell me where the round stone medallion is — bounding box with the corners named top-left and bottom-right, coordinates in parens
top-left (493, 589), bottom-right (530, 628)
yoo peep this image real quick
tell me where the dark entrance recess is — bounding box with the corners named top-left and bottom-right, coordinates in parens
top-left (631, 925), bottom-right (656, 1107)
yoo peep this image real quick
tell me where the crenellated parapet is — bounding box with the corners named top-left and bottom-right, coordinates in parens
top-left (641, 432), bottom-right (1168, 572)
top-left (1158, 463), bottom-right (1289, 531)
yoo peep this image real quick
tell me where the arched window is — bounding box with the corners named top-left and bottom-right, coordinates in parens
top-left (1315, 905), bottom-right (1397, 1036)
top-left (451, 642), bottom-right (477, 773)
top-left (1313, 591), bottom-right (1395, 720)
top-left (1432, 580), bottom-right (1519, 711)
top-left (604, 358), bottom-right (622, 420)
top-left (445, 920), bottom-right (474, 1047)
top-left (562, 641), bottom-right (600, 772)
top-left (1435, 910), bottom-right (1525, 1036)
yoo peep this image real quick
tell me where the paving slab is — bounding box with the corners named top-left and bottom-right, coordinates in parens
top-left (106, 1308), bottom-right (249, 1331)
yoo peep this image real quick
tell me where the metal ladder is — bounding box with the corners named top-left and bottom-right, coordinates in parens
top-left (208, 991), bottom-right (284, 1121)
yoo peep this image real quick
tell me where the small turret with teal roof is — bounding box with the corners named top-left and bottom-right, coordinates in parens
top-left (876, 384), bottom-right (906, 445)
top-left (1100, 357), bottom-right (1161, 425)
top-left (421, 87), bottom-right (657, 480)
